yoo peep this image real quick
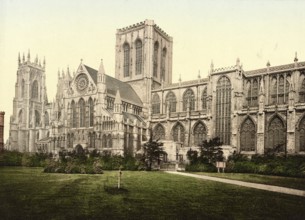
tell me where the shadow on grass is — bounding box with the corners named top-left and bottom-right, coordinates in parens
top-left (104, 186), bottom-right (129, 195)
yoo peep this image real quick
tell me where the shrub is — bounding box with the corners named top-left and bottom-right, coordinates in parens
top-left (185, 163), bottom-right (217, 172)
top-left (0, 150), bottom-right (23, 166)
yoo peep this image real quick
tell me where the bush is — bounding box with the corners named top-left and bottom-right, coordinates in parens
top-left (185, 163), bottom-right (217, 172)
top-left (227, 153), bottom-right (305, 178)
top-left (0, 150), bottom-right (23, 166)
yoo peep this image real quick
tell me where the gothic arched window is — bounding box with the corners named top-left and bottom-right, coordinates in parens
top-left (271, 77), bottom-right (277, 104)
top-left (193, 122), bottom-right (207, 146)
top-left (153, 41), bottom-right (159, 77)
top-left (123, 43), bottom-right (130, 77)
top-left (44, 111), bottom-right (49, 126)
top-left (300, 78), bottom-right (305, 102)
top-left (161, 47), bottom-right (167, 81)
top-left (18, 109), bottom-right (23, 124)
top-left (172, 123), bottom-right (185, 143)
top-left (252, 79), bottom-right (258, 106)
top-left (278, 76), bottom-right (285, 104)
top-left (216, 76), bottom-right (231, 144)
top-left (79, 98), bottom-right (85, 127)
top-left (102, 134), bottom-right (107, 148)
top-left (165, 91), bottom-right (177, 113)
top-left (240, 118), bottom-right (256, 151)
top-left (267, 116), bottom-right (286, 152)
top-left (32, 80), bottom-right (38, 99)
top-left (183, 89), bottom-right (195, 111)
top-left (135, 39), bottom-right (142, 75)
top-left (35, 110), bottom-right (40, 127)
top-left (71, 100), bottom-right (77, 128)
top-left (21, 79), bottom-right (25, 98)
top-left (88, 98), bottom-right (94, 127)
top-left (107, 134), bottom-right (112, 148)
top-left (299, 117), bottom-right (305, 151)
top-left (153, 124), bottom-right (165, 140)
top-left (152, 93), bottom-right (160, 114)
top-left (201, 87), bottom-right (207, 110)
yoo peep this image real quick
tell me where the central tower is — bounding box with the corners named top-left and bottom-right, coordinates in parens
top-left (115, 19), bottom-right (173, 116)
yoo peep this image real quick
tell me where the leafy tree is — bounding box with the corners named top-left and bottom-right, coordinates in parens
top-left (186, 148), bottom-right (199, 165)
top-left (140, 133), bottom-right (165, 170)
top-left (199, 137), bottom-right (224, 164)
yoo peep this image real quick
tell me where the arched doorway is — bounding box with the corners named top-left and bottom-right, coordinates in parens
top-left (75, 144), bottom-right (84, 155)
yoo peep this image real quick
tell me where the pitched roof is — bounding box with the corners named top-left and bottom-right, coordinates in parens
top-left (84, 65), bottom-right (98, 83)
top-left (83, 65), bottom-right (143, 107)
top-left (244, 61), bottom-right (305, 76)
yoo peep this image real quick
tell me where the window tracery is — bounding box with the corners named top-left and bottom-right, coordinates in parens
top-left (152, 93), bottom-right (160, 114)
top-left (193, 122), bottom-right (207, 146)
top-left (172, 123), bottom-right (185, 143)
top-left (79, 99), bottom-right (85, 127)
top-left (35, 110), bottom-right (40, 127)
top-left (153, 124), bottom-right (165, 140)
top-left (240, 118), bottom-right (256, 151)
top-left (267, 116), bottom-right (285, 152)
top-left (123, 43), bottom-right (130, 77)
top-left (216, 76), bottom-right (231, 144)
top-left (88, 98), bottom-right (94, 127)
top-left (299, 78), bottom-right (305, 103)
top-left (32, 80), bottom-right (38, 99)
top-left (71, 101), bottom-right (77, 128)
top-left (165, 91), bottom-right (177, 113)
top-left (201, 87), bottom-right (207, 110)
top-left (153, 41), bottom-right (159, 77)
top-left (183, 89), bottom-right (195, 111)
top-left (161, 47), bottom-right (167, 81)
top-left (135, 39), bottom-right (142, 75)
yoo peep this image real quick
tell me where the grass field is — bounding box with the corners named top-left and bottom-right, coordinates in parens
top-left (191, 172), bottom-right (305, 191)
top-left (1, 167), bottom-right (305, 220)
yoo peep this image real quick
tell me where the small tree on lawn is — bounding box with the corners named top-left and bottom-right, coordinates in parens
top-left (199, 137), bottom-right (224, 164)
top-left (141, 132), bottom-right (165, 171)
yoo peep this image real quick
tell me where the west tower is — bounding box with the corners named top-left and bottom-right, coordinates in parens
top-left (9, 52), bottom-right (48, 152)
top-left (115, 20), bottom-right (173, 116)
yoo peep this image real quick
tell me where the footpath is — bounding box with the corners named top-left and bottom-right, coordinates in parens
top-left (165, 171), bottom-right (305, 197)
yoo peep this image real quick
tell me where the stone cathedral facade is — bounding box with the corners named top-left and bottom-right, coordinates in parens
top-left (8, 19), bottom-right (305, 162)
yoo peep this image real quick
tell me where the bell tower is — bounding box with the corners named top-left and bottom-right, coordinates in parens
top-left (115, 20), bottom-right (173, 116)
top-left (9, 51), bottom-right (48, 152)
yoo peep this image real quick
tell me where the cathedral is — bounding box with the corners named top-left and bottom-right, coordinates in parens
top-left (8, 20), bottom-right (305, 162)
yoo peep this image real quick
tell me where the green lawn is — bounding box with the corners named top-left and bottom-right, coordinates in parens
top-left (190, 172), bottom-right (305, 191)
top-left (1, 167), bottom-right (305, 220)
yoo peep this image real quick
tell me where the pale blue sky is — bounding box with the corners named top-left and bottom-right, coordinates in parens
top-left (0, 0), bottom-right (305, 140)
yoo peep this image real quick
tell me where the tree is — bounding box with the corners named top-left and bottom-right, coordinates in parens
top-left (140, 133), bottom-right (165, 170)
top-left (199, 137), bottom-right (224, 164)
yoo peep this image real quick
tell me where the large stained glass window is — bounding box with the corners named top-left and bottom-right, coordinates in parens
top-left (172, 123), bottom-right (185, 143)
top-left (193, 122), bottom-right (207, 146)
top-left (183, 89), bottom-right (195, 111)
top-left (267, 116), bottom-right (286, 152)
top-left (240, 117), bottom-right (256, 151)
top-left (152, 93), bottom-right (160, 114)
top-left (123, 43), bottom-right (130, 77)
top-left (153, 124), bottom-right (165, 140)
top-left (165, 91), bottom-right (177, 113)
top-left (216, 76), bottom-right (231, 144)
top-left (153, 41), bottom-right (159, 77)
top-left (135, 39), bottom-right (143, 75)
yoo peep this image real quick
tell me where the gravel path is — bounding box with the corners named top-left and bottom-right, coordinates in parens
top-left (165, 171), bottom-right (305, 197)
